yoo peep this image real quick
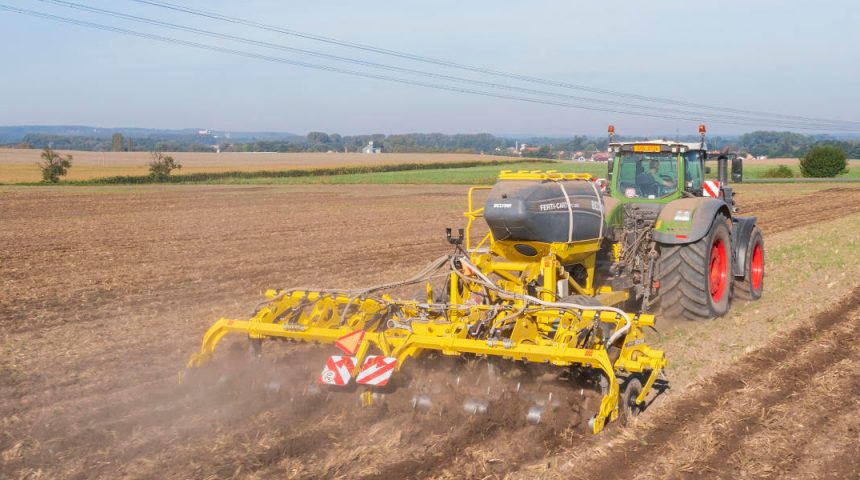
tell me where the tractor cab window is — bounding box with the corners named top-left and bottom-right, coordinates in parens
top-left (684, 151), bottom-right (704, 193)
top-left (616, 153), bottom-right (679, 199)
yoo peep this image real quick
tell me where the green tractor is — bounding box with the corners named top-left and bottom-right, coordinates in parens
top-left (599, 125), bottom-right (764, 320)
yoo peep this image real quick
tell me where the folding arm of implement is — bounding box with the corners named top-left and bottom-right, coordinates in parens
top-left (187, 171), bottom-right (667, 434)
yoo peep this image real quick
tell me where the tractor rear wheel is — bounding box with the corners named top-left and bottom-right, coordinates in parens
top-left (656, 214), bottom-right (733, 320)
top-left (734, 226), bottom-right (764, 301)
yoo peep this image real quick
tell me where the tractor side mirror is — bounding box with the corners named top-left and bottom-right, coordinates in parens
top-left (605, 158), bottom-right (614, 195)
top-left (731, 157), bottom-right (743, 183)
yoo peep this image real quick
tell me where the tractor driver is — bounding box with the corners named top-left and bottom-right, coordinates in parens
top-left (636, 159), bottom-right (674, 197)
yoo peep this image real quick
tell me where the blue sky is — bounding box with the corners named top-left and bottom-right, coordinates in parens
top-left (0, 0), bottom-right (858, 136)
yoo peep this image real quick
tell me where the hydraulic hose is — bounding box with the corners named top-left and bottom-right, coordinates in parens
top-left (254, 254), bottom-right (450, 320)
top-left (338, 254), bottom-right (451, 324)
top-left (453, 256), bottom-right (632, 347)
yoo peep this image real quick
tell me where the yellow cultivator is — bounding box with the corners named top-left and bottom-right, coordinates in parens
top-left (188, 171), bottom-right (667, 433)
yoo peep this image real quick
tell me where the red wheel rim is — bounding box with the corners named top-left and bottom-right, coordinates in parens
top-left (750, 241), bottom-right (764, 291)
top-left (709, 238), bottom-right (727, 302)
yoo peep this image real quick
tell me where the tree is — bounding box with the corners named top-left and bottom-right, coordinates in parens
top-left (148, 152), bottom-right (182, 181)
top-left (111, 133), bottom-right (125, 152)
top-left (306, 131), bottom-right (331, 145)
top-left (38, 147), bottom-right (73, 183)
top-left (800, 145), bottom-right (848, 178)
top-left (523, 146), bottom-right (553, 159)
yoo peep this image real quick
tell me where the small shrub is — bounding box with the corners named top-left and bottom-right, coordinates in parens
top-left (38, 147), bottom-right (73, 183)
top-left (148, 152), bottom-right (182, 181)
top-left (760, 164), bottom-right (794, 178)
top-left (800, 146), bottom-right (848, 178)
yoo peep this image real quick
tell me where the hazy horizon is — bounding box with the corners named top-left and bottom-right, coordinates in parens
top-left (8, 124), bottom-right (860, 142)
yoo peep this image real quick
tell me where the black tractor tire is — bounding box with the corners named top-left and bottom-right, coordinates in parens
top-left (656, 214), bottom-right (733, 321)
top-left (734, 226), bottom-right (765, 301)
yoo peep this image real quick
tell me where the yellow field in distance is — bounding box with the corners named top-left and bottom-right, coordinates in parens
top-left (0, 149), bottom-right (496, 183)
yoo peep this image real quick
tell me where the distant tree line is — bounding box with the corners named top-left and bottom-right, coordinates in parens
top-left (15, 133), bottom-right (217, 152)
top-left (737, 131), bottom-right (860, 158)
top-left (6, 130), bottom-right (859, 158)
top-left (233, 132), bottom-right (746, 156)
top-left (229, 132), bottom-right (511, 154)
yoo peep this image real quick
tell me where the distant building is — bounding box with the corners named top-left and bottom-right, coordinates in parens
top-left (591, 152), bottom-right (610, 162)
top-left (363, 141), bottom-right (383, 154)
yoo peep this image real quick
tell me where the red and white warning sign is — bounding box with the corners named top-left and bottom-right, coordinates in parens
top-left (319, 355), bottom-right (357, 386)
top-left (335, 330), bottom-right (365, 355)
top-left (355, 355), bottom-right (398, 386)
top-left (703, 180), bottom-right (721, 198)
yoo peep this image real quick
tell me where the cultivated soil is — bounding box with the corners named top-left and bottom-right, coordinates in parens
top-left (1, 183), bottom-right (859, 479)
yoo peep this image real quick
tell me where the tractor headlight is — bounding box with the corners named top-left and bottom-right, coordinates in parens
top-left (674, 210), bottom-right (692, 222)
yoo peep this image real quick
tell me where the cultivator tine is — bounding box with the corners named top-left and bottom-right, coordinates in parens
top-left (526, 406), bottom-right (544, 425)
top-left (411, 394), bottom-right (433, 412)
top-left (462, 399), bottom-right (489, 416)
top-left (360, 391), bottom-right (386, 407)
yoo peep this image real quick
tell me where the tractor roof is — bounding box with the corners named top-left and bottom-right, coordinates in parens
top-left (609, 139), bottom-right (707, 153)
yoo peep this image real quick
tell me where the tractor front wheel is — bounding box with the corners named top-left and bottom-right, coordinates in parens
top-left (656, 214), bottom-right (733, 320)
top-left (734, 226), bottom-right (765, 301)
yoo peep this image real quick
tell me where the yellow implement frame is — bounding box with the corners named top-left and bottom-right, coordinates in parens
top-left (187, 171), bottom-right (666, 433)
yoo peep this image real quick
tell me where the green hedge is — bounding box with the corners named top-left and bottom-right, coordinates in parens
top-left (760, 165), bottom-right (795, 178)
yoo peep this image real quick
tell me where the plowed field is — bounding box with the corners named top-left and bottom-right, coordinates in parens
top-left (1, 183), bottom-right (859, 479)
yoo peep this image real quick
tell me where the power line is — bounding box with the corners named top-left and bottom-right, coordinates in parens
top-left (127, 0), bottom-right (860, 128)
top-left (35, 0), bottom-right (859, 131)
top-left (2, 4), bottom-right (857, 131)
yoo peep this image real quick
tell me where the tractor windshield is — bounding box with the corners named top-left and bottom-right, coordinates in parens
top-left (616, 153), bottom-right (679, 199)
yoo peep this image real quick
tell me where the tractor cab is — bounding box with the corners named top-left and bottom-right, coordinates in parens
top-left (607, 140), bottom-right (706, 201)
top-left (605, 125), bottom-right (738, 206)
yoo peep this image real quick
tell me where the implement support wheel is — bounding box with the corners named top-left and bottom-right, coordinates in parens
top-left (619, 377), bottom-right (643, 426)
